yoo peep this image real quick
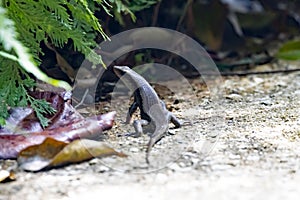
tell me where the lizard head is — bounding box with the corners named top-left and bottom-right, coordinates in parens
top-left (113, 65), bottom-right (151, 94)
top-left (113, 66), bottom-right (131, 78)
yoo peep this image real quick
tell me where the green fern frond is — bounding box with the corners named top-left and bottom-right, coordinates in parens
top-left (39, 0), bottom-right (71, 24)
top-left (3, 0), bottom-right (109, 65)
top-left (108, 0), bottom-right (157, 25)
top-left (126, 0), bottom-right (158, 12)
top-left (0, 0), bottom-right (159, 127)
top-left (27, 96), bottom-right (56, 128)
top-left (0, 58), bottom-right (55, 127)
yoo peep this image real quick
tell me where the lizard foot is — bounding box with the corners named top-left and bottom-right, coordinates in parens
top-left (118, 132), bottom-right (141, 138)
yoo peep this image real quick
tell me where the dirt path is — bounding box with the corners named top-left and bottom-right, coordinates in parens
top-left (1, 70), bottom-right (300, 200)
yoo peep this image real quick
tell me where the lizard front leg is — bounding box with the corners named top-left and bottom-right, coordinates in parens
top-left (126, 101), bottom-right (138, 124)
top-left (123, 119), bottom-right (149, 137)
top-left (132, 119), bottom-right (149, 137)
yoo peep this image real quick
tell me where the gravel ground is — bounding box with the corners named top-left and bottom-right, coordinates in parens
top-left (1, 67), bottom-right (300, 200)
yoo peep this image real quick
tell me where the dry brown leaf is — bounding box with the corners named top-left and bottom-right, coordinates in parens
top-left (18, 138), bottom-right (126, 171)
top-left (0, 108), bottom-right (116, 159)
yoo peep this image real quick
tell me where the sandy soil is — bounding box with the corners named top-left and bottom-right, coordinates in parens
top-left (1, 66), bottom-right (300, 200)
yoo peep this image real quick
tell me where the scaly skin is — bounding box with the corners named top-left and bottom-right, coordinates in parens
top-left (113, 66), bottom-right (181, 163)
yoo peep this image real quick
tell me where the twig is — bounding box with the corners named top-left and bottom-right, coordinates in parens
top-left (74, 88), bottom-right (89, 109)
top-left (176, 0), bottom-right (193, 31)
top-left (220, 68), bottom-right (300, 76)
top-left (189, 68), bottom-right (300, 77)
top-left (151, 0), bottom-right (162, 26)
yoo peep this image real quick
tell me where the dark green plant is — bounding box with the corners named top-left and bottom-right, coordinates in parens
top-left (0, 0), bottom-right (158, 127)
top-left (276, 40), bottom-right (300, 61)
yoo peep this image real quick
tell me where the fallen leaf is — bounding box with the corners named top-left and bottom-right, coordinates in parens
top-left (0, 90), bottom-right (117, 160)
top-left (0, 111), bottom-right (116, 159)
top-left (276, 40), bottom-right (300, 60)
top-left (50, 139), bottom-right (127, 167)
top-left (18, 138), bottom-right (127, 171)
top-left (2, 91), bottom-right (66, 134)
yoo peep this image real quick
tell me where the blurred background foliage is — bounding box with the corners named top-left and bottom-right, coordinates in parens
top-left (99, 0), bottom-right (300, 74)
top-left (1, 0), bottom-right (300, 125)
top-left (109, 0), bottom-right (300, 60)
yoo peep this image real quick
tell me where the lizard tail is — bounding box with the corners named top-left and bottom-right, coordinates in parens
top-left (146, 126), bottom-right (168, 164)
top-left (146, 138), bottom-right (156, 164)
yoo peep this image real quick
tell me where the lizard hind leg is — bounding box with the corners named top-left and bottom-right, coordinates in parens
top-left (170, 112), bottom-right (181, 128)
top-left (121, 119), bottom-right (149, 137)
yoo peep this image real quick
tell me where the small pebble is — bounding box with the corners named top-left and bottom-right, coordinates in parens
top-left (168, 129), bottom-right (176, 135)
top-left (168, 163), bottom-right (181, 171)
top-left (211, 164), bottom-right (233, 171)
top-left (247, 155), bottom-right (260, 162)
top-left (191, 158), bottom-right (199, 165)
top-left (129, 147), bottom-right (139, 153)
top-left (0, 170), bottom-right (10, 182)
top-left (89, 159), bottom-right (98, 165)
top-left (225, 93), bottom-right (243, 101)
top-left (228, 154), bottom-right (240, 160)
top-left (98, 165), bottom-right (110, 173)
top-left (178, 162), bottom-right (186, 168)
top-left (260, 99), bottom-right (273, 106)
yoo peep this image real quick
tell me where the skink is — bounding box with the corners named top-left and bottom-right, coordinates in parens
top-left (113, 66), bottom-right (181, 163)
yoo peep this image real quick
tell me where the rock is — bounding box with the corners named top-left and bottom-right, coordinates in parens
top-left (98, 165), bottom-right (110, 173)
top-left (225, 93), bottom-right (243, 101)
top-left (129, 147), bottom-right (139, 153)
top-left (168, 129), bottom-right (177, 135)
